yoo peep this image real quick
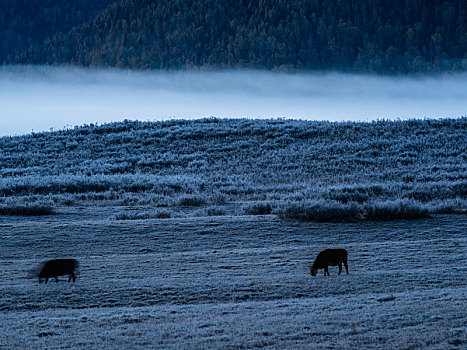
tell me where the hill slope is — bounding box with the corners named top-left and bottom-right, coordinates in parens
top-left (0, 118), bottom-right (465, 220)
top-left (4, 0), bottom-right (467, 73)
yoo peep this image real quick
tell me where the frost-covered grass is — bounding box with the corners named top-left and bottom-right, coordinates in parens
top-left (277, 200), bottom-right (363, 222)
top-left (0, 213), bottom-right (465, 349)
top-left (1, 119), bottom-right (465, 348)
top-left (2, 289), bottom-right (466, 350)
top-left (276, 199), bottom-right (431, 222)
top-left (112, 209), bottom-right (172, 220)
top-left (242, 201), bottom-right (273, 215)
top-left (0, 118), bottom-right (465, 221)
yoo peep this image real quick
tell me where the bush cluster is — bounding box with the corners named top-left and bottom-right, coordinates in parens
top-left (0, 205), bottom-right (55, 216)
top-left (276, 199), bottom-right (430, 222)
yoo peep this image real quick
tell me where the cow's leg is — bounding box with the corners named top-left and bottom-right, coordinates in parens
top-left (338, 263), bottom-right (342, 275)
top-left (344, 260), bottom-right (349, 274)
top-left (71, 273), bottom-right (76, 282)
top-left (55, 277), bottom-right (59, 283)
top-left (324, 266), bottom-right (330, 276)
top-left (45, 277), bottom-right (48, 284)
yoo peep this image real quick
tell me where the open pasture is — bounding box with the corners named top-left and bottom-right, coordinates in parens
top-left (1, 210), bottom-right (465, 349)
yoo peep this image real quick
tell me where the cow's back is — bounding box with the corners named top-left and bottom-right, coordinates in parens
top-left (314, 249), bottom-right (347, 267)
top-left (39, 259), bottom-right (78, 277)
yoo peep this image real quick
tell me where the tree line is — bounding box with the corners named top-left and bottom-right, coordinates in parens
top-left (2, 0), bottom-right (466, 73)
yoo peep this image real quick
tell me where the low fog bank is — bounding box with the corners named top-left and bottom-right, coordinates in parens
top-left (1, 66), bottom-right (466, 136)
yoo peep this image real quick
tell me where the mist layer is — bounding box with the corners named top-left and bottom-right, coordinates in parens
top-left (0, 66), bottom-right (466, 136)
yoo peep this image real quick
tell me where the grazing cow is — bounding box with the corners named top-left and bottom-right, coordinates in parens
top-left (38, 259), bottom-right (79, 283)
top-left (310, 249), bottom-right (348, 276)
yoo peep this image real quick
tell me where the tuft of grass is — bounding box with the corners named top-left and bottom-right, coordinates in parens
top-left (206, 206), bottom-right (226, 216)
top-left (242, 202), bottom-right (273, 215)
top-left (113, 212), bottom-right (150, 220)
top-left (154, 210), bottom-right (171, 219)
top-left (113, 209), bottom-right (172, 220)
top-left (0, 205), bottom-right (55, 216)
top-left (363, 200), bottom-right (430, 221)
top-left (177, 195), bottom-right (206, 207)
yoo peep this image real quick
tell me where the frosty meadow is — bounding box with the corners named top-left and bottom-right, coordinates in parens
top-left (0, 117), bottom-right (466, 348)
top-left (1, 213), bottom-right (465, 349)
top-left (1, 117), bottom-right (465, 220)
top-left (2, 0), bottom-right (467, 347)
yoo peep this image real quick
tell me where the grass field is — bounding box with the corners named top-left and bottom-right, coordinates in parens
top-left (1, 208), bottom-right (465, 349)
top-left (1, 118), bottom-right (466, 220)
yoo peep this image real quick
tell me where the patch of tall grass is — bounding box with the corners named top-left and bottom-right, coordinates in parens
top-left (276, 199), bottom-right (430, 222)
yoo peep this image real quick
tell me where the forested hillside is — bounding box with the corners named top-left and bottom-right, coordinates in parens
top-left (0, 118), bottom-right (465, 221)
top-left (0, 0), bottom-right (112, 63)
top-left (3, 0), bottom-right (467, 73)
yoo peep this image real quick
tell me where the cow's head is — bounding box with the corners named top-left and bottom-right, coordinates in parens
top-left (310, 266), bottom-right (318, 276)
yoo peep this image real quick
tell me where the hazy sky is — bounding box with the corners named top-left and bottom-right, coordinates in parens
top-left (0, 66), bottom-right (466, 136)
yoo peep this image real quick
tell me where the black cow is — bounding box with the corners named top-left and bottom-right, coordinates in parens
top-left (38, 259), bottom-right (79, 283)
top-left (310, 249), bottom-right (348, 276)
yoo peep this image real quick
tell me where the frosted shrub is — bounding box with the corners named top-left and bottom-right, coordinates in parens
top-left (430, 199), bottom-right (467, 214)
top-left (276, 200), bottom-right (362, 222)
top-left (276, 199), bottom-right (430, 222)
top-left (206, 206), bottom-right (226, 216)
top-left (326, 189), bottom-right (370, 203)
top-left (177, 195), bottom-right (206, 207)
top-left (154, 210), bottom-right (171, 219)
top-left (0, 205), bottom-right (55, 216)
top-left (113, 209), bottom-right (171, 220)
top-left (363, 200), bottom-right (429, 220)
top-left (242, 202), bottom-right (273, 215)
top-left (113, 211), bottom-right (151, 220)
top-left (210, 192), bottom-right (228, 205)
top-left (451, 181), bottom-right (467, 198)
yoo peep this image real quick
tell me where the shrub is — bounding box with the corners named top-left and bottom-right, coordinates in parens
top-left (206, 206), bottom-right (226, 216)
top-left (276, 200), bottom-right (362, 222)
top-left (451, 181), bottom-right (467, 198)
top-left (363, 200), bottom-right (430, 220)
top-left (177, 195), bottom-right (206, 206)
top-left (62, 198), bottom-right (74, 206)
top-left (242, 202), bottom-right (273, 215)
top-left (211, 193), bottom-right (228, 205)
top-left (328, 191), bottom-right (369, 204)
top-left (326, 186), bottom-right (371, 203)
top-left (0, 205), bottom-right (55, 216)
top-left (276, 199), bottom-right (431, 222)
top-left (430, 199), bottom-right (467, 214)
top-left (154, 210), bottom-right (171, 219)
top-left (113, 211), bottom-right (150, 220)
top-left (114, 209), bottom-right (172, 220)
